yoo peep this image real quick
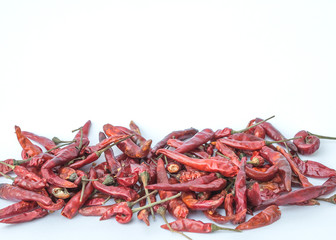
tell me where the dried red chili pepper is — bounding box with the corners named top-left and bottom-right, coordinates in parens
top-left (255, 118), bottom-right (297, 152)
top-left (92, 180), bottom-right (138, 202)
top-left (47, 185), bottom-right (72, 199)
top-left (0, 172), bottom-right (46, 191)
top-left (22, 131), bottom-right (60, 155)
top-left (293, 130), bottom-right (320, 155)
top-left (148, 128), bottom-right (199, 158)
top-left (203, 191), bottom-right (233, 224)
top-left (217, 136), bottom-right (299, 151)
top-left (181, 192), bottom-right (224, 210)
top-left (156, 158), bottom-right (189, 219)
top-left (15, 126), bottom-right (43, 159)
top-left (247, 182), bottom-right (262, 207)
top-left (0, 159), bottom-right (14, 175)
top-left (98, 132), bottom-right (120, 175)
top-left (0, 183), bottom-right (52, 205)
top-left (174, 128), bottom-right (214, 154)
top-left (0, 207), bottom-right (48, 224)
top-left (224, 193), bottom-right (234, 217)
top-left (257, 176), bottom-right (336, 210)
top-left (260, 146), bottom-right (292, 192)
top-left (214, 141), bottom-right (240, 166)
top-left (276, 146), bottom-right (312, 187)
top-left (79, 205), bottom-right (112, 216)
top-left (292, 156), bottom-right (336, 178)
top-left (245, 165), bottom-right (278, 182)
top-left (0, 201), bottom-right (38, 219)
top-left (59, 167), bottom-right (78, 181)
top-left (236, 205), bottom-right (281, 230)
top-left (176, 170), bottom-right (207, 183)
top-left (167, 139), bottom-right (210, 159)
top-left (103, 124), bottom-right (152, 159)
top-left (156, 149), bottom-right (239, 177)
top-left (61, 167), bottom-right (97, 219)
top-left (161, 218), bottom-right (240, 233)
top-left (146, 174), bottom-right (217, 191)
top-left (0, 161), bottom-right (45, 183)
top-left (232, 157), bottom-right (247, 224)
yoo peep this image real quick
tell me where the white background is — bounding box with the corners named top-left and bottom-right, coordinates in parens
top-left (1, 1), bottom-right (336, 240)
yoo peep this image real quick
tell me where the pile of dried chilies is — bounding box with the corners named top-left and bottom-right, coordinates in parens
top-left (1, 117), bottom-right (336, 239)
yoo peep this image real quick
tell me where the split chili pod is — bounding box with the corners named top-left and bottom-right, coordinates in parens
top-left (294, 130), bottom-right (320, 155)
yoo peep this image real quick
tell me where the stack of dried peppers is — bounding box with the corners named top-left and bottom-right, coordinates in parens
top-left (0, 117), bottom-right (336, 238)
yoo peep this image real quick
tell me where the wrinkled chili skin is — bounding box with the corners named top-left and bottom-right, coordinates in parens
top-left (147, 128), bottom-right (198, 159)
top-left (302, 160), bottom-right (336, 178)
top-left (13, 177), bottom-right (46, 191)
top-left (40, 167), bottom-right (77, 188)
top-left (228, 133), bottom-right (264, 141)
top-left (257, 176), bottom-right (336, 210)
top-left (22, 131), bottom-right (60, 155)
top-left (99, 132), bottom-right (120, 175)
top-left (156, 149), bottom-right (238, 177)
top-left (260, 146), bottom-right (292, 192)
top-left (214, 128), bottom-right (232, 139)
top-left (92, 181), bottom-right (138, 202)
top-left (236, 205), bottom-right (281, 230)
top-left (100, 202), bottom-right (133, 224)
top-left (247, 182), bottom-right (262, 207)
top-left (15, 126), bottom-right (43, 158)
top-left (146, 174), bottom-right (217, 191)
top-left (255, 118), bottom-right (297, 152)
top-left (188, 178), bottom-right (227, 192)
top-left (61, 168), bottom-right (97, 219)
top-left (245, 165), bottom-right (278, 182)
top-left (277, 146), bottom-right (312, 187)
top-left (224, 193), bottom-right (234, 217)
top-left (156, 158), bottom-right (189, 219)
top-left (214, 141), bottom-right (240, 166)
top-left (79, 205), bottom-right (111, 216)
top-left (293, 130), bottom-right (320, 155)
top-left (0, 201), bottom-right (38, 219)
top-left (0, 184), bottom-right (52, 205)
top-left (232, 157), bottom-right (247, 224)
top-left (161, 218), bottom-right (212, 233)
top-left (217, 138), bottom-right (265, 151)
top-left (175, 128), bottom-right (214, 154)
top-left (0, 159), bottom-right (15, 175)
top-left (167, 138), bottom-right (210, 159)
top-left (182, 192), bottom-right (224, 210)
top-left (203, 191), bottom-right (233, 224)
top-left (0, 207), bottom-right (48, 224)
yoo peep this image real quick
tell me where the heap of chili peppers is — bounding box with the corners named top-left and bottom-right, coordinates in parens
top-left (1, 117), bottom-right (336, 239)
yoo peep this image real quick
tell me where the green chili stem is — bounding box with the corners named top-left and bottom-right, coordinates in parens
top-left (157, 206), bottom-right (192, 240)
top-left (129, 190), bottom-right (158, 208)
top-left (140, 171), bottom-right (155, 220)
top-left (0, 161), bottom-right (15, 170)
top-left (266, 136), bottom-right (301, 145)
top-left (307, 132), bottom-right (336, 140)
top-left (132, 192), bottom-right (182, 213)
top-left (52, 137), bottom-right (74, 145)
top-left (216, 152), bottom-right (230, 160)
top-left (0, 171), bottom-right (15, 180)
top-left (233, 115), bottom-right (275, 134)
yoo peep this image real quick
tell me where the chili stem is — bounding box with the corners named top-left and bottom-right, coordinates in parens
top-left (216, 152), bottom-right (231, 160)
top-left (266, 136), bottom-right (301, 145)
top-left (211, 224), bottom-right (241, 232)
top-left (52, 137), bottom-right (74, 145)
top-left (140, 172), bottom-right (155, 220)
top-left (0, 161), bottom-right (15, 170)
top-left (307, 132), bottom-right (336, 140)
top-left (157, 207), bottom-right (192, 240)
top-left (132, 192), bottom-right (182, 213)
top-left (234, 115), bottom-right (275, 134)
top-left (0, 171), bottom-right (15, 180)
top-left (129, 190), bottom-right (158, 207)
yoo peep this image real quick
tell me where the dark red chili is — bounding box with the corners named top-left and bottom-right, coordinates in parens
top-left (260, 146), bottom-right (292, 192)
top-left (0, 183), bottom-right (52, 206)
top-left (236, 205), bottom-right (281, 230)
top-left (232, 157), bottom-right (247, 224)
top-left (0, 207), bottom-right (48, 224)
top-left (245, 165), bottom-right (279, 182)
top-left (92, 180), bottom-right (139, 202)
top-left (174, 128), bottom-right (214, 154)
top-left (156, 149), bottom-right (239, 177)
top-left (161, 218), bottom-right (239, 233)
top-left (293, 130), bottom-right (320, 155)
top-left (255, 118), bottom-right (297, 152)
top-left (0, 201), bottom-right (38, 219)
top-left (181, 192), bottom-right (224, 210)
